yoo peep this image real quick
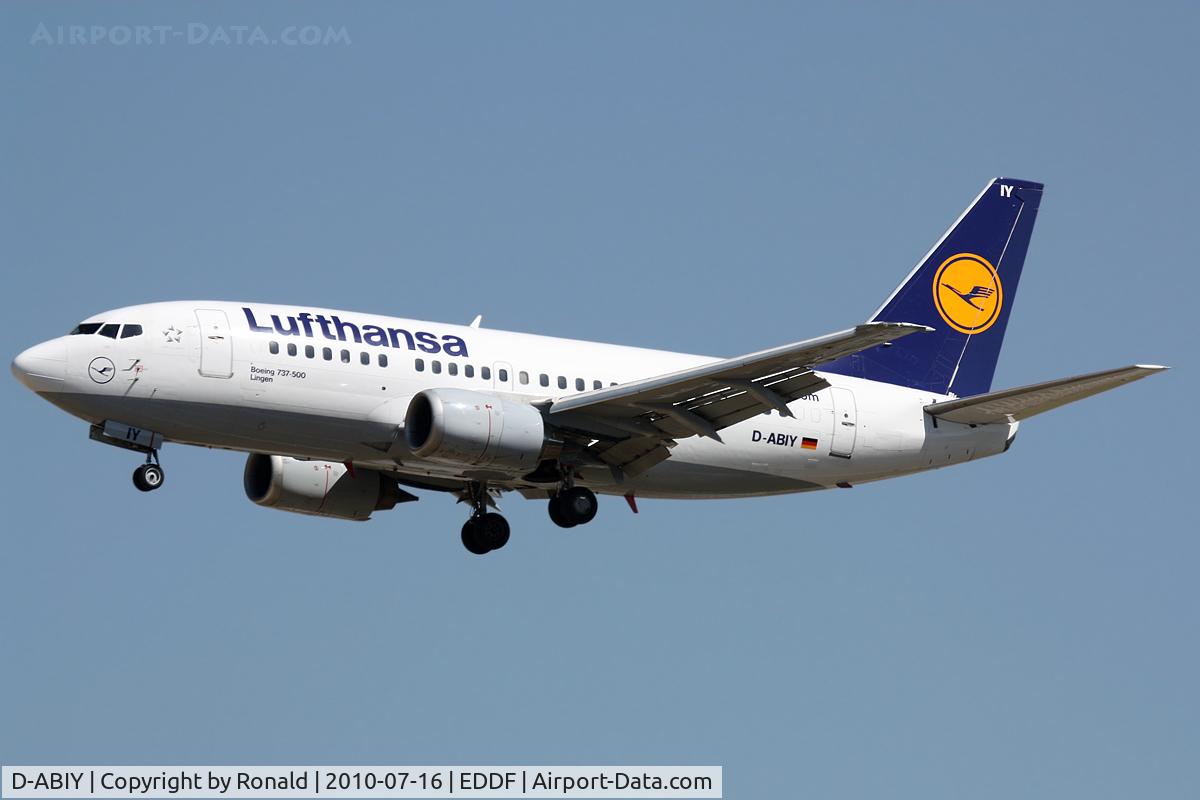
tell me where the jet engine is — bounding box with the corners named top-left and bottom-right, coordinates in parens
top-left (243, 454), bottom-right (408, 521)
top-left (404, 388), bottom-right (555, 471)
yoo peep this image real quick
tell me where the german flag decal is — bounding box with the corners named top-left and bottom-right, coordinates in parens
top-left (801, 437), bottom-right (818, 450)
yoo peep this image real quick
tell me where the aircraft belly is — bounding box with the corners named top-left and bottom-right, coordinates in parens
top-left (38, 393), bottom-right (401, 463)
top-left (616, 457), bottom-right (824, 499)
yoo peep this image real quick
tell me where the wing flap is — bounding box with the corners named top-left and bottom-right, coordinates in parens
top-left (925, 364), bottom-right (1167, 425)
top-left (590, 437), bottom-right (676, 477)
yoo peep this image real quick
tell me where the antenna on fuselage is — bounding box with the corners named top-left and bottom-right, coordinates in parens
top-left (469, 315), bottom-right (483, 328)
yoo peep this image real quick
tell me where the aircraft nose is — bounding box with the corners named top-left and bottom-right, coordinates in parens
top-left (12, 338), bottom-right (67, 392)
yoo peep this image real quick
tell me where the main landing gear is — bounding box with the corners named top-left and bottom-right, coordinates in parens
top-left (456, 474), bottom-right (600, 554)
top-left (461, 513), bottom-right (511, 555)
top-left (460, 481), bottom-right (510, 555)
top-left (548, 485), bottom-right (598, 528)
top-left (132, 452), bottom-right (165, 492)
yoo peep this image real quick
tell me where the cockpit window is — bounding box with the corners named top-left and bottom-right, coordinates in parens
top-left (69, 321), bottom-right (144, 337)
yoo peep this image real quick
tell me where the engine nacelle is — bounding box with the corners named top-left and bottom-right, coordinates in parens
top-left (404, 388), bottom-right (552, 471)
top-left (243, 454), bottom-right (404, 521)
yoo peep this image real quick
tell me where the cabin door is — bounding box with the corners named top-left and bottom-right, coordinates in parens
top-left (195, 309), bottom-right (234, 378)
top-left (830, 387), bottom-right (858, 458)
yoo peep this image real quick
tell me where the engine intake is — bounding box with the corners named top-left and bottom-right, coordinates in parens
top-left (243, 454), bottom-right (406, 521)
top-left (404, 388), bottom-right (553, 471)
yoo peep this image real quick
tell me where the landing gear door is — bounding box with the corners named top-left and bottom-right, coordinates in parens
top-left (492, 361), bottom-right (513, 393)
top-left (830, 386), bottom-right (857, 458)
top-left (195, 309), bottom-right (234, 378)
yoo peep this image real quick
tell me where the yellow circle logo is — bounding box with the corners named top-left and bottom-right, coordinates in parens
top-left (932, 253), bottom-right (1003, 334)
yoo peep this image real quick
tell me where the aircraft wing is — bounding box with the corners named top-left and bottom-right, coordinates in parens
top-left (924, 364), bottom-right (1168, 425)
top-left (548, 322), bottom-right (929, 473)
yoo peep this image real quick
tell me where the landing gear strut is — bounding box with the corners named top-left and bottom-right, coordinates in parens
top-left (132, 451), bottom-right (165, 492)
top-left (460, 481), bottom-right (510, 555)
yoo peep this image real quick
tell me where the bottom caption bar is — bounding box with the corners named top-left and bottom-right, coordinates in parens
top-left (2, 767), bottom-right (721, 799)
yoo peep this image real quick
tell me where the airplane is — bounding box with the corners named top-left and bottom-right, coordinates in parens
top-left (11, 178), bottom-right (1167, 554)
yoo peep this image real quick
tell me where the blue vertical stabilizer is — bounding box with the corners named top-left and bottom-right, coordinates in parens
top-left (821, 178), bottom-right (1043, 397)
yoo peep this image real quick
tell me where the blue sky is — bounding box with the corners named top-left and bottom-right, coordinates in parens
top-left (1, 2), bottom-right (1196, 797)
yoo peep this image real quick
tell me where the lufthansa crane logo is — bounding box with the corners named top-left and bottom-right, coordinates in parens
top-left (933, 253), bottom-right (1003, 334)
top-left (88, 356), bottom-right (115, 384)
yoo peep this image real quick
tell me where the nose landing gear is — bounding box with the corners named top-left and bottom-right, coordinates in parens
top-left (88, 422), bottom-right (167, 493)
top-left (132, 452), bottom-right (165, 492)
top-left (133, 463), bottom-right (164, 492)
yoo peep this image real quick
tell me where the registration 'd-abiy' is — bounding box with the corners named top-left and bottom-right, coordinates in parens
top-left (12, 179), bottom-right (1166, 553)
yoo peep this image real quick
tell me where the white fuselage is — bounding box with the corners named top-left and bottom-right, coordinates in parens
top-left (18, 301), bottom-right (1017, 499)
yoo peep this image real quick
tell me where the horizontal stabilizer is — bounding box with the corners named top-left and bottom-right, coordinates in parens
top-left (925, 365), bottom-right (1168, 425)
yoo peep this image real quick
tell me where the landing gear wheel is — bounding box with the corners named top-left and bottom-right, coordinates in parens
top-left (459, 481), bottom-right (511, 555)
top-left (479, 512), bottom-right (510, 550)
top-left (548, 495), bottom-right (576, 528)
top-left (133, 463), bottom-right (164, 492)
top-left (561, 486), bottom-right (598, 525)
top-left (461, 513), bottom-right (511, 554)
top-left (461, 519), bottom-right (491, 555)
top-left (551, 486), bottom-right (598, 527)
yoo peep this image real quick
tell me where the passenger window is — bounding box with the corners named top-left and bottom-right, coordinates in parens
top-left (415, 358), bottom-right (425, 372)
top-left (340, 350), bottom-right (350, 363)
top-left (99, 323), bottom-right (120, 339)
top-left (499, 368), bottom-right (509, 382)
top-left (269, 341), bottom-right (279, 355)
top-left (432, 361), bottom-right (442, 374)
top-left (448, 362), bottom-right (458, 376)
top-left (575, 378), bottom-right (584, 391)
top-left (305, 345), bottom-right (315, 358)
top-left (558, 376), bottom-right (567, 389)
top-left (120, 324), bottom-right (143, 339)
top-left (481, 366), bottom-right (491, 380)
top-left (593, 380), bottom-right (602, 390)
top-left (540, 373), bottom-right (549, 387)
top-left (323, 347), bottom-right (332, 361)
top-left (70, 323), bottom-right (103, 335)
top-left (519, 371), bottom-right (529, 385)
top-left (464, 364), bottom-right (474, 378)
top-left (378, 354), bottom-right (388, 367)
top-left (360, 351), bottom-right (370, 366)
top-left (287, 343), bottom-right (297, 356)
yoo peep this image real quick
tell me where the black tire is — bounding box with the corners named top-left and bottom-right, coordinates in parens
top-left (559, 486), bottom-right (598, 525)
top-left (133, 464), bottom-right (164, 492)
top-left (480, 512), bottom-right (511, 550)
top-left (548, 495), bottom-right (577, 528)
top-left (461, 519), bottom-right (491, 555)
